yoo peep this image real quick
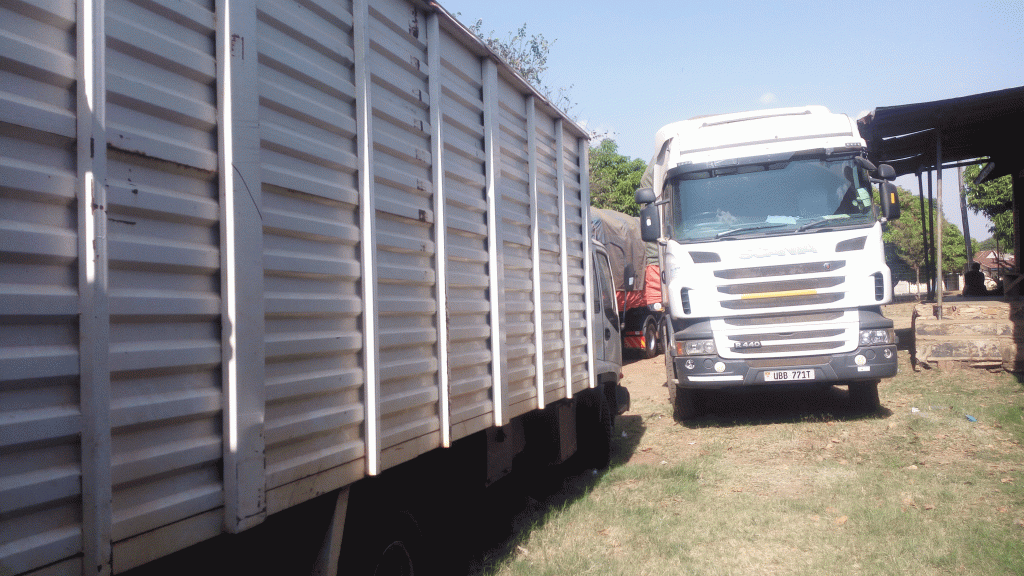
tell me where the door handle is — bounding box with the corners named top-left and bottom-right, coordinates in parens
top-left (605, 328), bottom-right (612, 340)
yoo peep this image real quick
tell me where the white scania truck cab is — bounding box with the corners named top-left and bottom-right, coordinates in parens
top-left (634, 106), bottom-right (901, 419)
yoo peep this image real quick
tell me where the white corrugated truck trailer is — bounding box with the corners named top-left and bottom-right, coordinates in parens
top-left (0, 0), bottom-right (627, 574)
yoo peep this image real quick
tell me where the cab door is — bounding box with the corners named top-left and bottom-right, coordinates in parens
top-left (592, 247), bottom-right (622, 371)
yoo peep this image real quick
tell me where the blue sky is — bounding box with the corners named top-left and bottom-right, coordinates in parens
top-left (438, 0), bottom-right (1023, 241)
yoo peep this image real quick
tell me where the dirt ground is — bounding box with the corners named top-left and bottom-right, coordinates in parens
top-left (615, 298), bottom-right (1014, 472)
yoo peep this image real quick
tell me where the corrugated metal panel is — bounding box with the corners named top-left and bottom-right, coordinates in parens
top-left (438, 26), bottom-right (494, 441)
top-left (103, 0), bottom-right (225, 566)
top-left (256, 0), bottom-right (367, 508)
top-left (369, 0), bottom-right (443, 470)
top-left (534, 117), bottom-right (569, 404)
top-left (0, 1), bottom-right (85, 574)
top-left (1, 0), bottom-right (593, 573)
top-left (496, 78), bottom-right (538, 419)
top-left (562, 131), bottom-right (592, 393)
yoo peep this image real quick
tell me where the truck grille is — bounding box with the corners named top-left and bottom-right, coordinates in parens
top-left (716, 261), bottom-right (847, 310)
top-left (720, 293), bottom-right (843, 309)
top-left (724, 311), bottom-right (843, 326)
top-left (721, 311), bottom-right (851, 357)
top-left (730, 341), bottom-right (844, 355)
top-left (727, 327), bottom-right (845, 355)
top-left (747, 355), bottom-right (832, 368)
top-left (717, 277), bottom-right (844, 295)
top-left (714, 260), bottom-right (846, 279)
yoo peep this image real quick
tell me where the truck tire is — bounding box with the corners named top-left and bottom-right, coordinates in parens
top-left (669, 384), bottom-right (695, 420)
top-left (849, 381), bottom-right (880, 412)
top-left (343, 509), bottom-right (425, 576)
top-left (577, 389), bottom-right (613, 469)
top-left (670, 384), bottom-right (710, 421)
top-left (662, 324), bottom-right (677, 387)
top-left (641, 317), bottom-right (660, 359)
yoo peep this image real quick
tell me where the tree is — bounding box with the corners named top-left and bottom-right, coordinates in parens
top-left (467, 20), bottom-right (575, 114)
top-left (975, 236), bottom-right (1013, 255)
top-left (884, 186), bottom-right (966, 289)
top-left (963, 163), bottom-right (1014, 248)
top-left (588, 140), bottom-right (646, 216)
top-left (940, 220), bottom-right (966, 275)
top-left (884, 187), bottom-right (928, 288)
top-left (975, 236), bottom-right (996, 253)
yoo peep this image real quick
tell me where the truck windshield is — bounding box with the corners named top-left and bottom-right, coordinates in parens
top-left (668, 157), bottom-right (875, 243)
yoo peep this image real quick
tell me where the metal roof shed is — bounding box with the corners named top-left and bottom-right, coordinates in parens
top-left (858, 86), bottom-right (1024, 304)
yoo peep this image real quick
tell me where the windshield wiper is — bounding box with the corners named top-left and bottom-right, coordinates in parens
top-left (797, 216), bottom-right (850, 233)
top-left (715, 223), bottom-right (788, 239)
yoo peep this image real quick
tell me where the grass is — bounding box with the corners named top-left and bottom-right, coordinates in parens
top-left (472, 304), bottom-right (1024, 576)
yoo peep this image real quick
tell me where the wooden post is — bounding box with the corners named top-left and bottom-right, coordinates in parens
top-left (936, 134), bottom-right (943, 318)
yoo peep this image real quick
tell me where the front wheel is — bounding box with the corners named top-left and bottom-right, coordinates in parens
top-left (670, 384), bottom-right (706, 421)
top-left (848, 381), bottom-right (880, 412)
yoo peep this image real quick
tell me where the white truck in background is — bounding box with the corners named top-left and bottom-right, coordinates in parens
top-left (634, 106), bottom-right (901, 420)
top-left (0, 1), bottom-right (626, 574)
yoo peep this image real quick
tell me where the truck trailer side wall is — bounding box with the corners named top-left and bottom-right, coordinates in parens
top-left (0, 1), bottom-right (597, 574)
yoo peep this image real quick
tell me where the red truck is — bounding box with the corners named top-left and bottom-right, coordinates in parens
top-left (592, 208), bottom-right (664, 358)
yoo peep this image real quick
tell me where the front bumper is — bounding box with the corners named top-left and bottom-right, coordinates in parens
top-left (674, 345), bottom-right (897, 389)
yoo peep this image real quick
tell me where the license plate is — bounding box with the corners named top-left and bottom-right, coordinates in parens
top-left (763, 369), bottom-right (814, 381)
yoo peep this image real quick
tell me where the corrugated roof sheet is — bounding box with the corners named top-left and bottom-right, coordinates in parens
top-left (857, 85), bottom-right (1024, 179)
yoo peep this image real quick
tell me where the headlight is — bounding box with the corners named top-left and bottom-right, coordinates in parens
top-left (677, 339), bottom-right (716, 356)
top-left (859, 329), bottom-right (894, 346)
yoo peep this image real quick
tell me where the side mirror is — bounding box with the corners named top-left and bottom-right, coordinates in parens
top-left (635, 187), bottom-right (656, 205)
top-left (639, 203), bottom-right (661, 242)
top-left (876, 163), bottom-right (896, 181)
top-left (880, 181), bottom-right (900, 220)
top-left (854, 156), bottom-right (877, 172)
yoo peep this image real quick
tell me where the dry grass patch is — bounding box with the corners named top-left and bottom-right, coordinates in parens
top-left (475, 304), bottom-right (1024, 576)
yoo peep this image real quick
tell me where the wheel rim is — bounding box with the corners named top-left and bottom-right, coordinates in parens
top-left (644, 321), bottom-right (657, 355)
top-left (375, 540), bottom-right (414, 576)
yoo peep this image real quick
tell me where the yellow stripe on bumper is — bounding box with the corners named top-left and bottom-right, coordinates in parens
top-left (740, 289), bottom-right (818, 300)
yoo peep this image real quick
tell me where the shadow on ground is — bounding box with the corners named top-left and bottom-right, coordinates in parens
top-left (461, 413), bottom-right (645, 574)
top-left (678, 385), bottom-right (894, 429)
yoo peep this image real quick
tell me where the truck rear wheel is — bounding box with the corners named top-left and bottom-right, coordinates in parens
top-left (343, 508), bottom-right (426, 576)
top-left (577, 388), bottom-right (613, 469)
top-left (641, 318), bottom-right (660, 359)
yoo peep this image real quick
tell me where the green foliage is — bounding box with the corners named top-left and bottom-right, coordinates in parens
top-left (588, 140), bottom-right (646, 216)
top-left (941, 219), bottom-right (966, 274)
top-left (884, 187), bottom-right (928, 282)
top-left (463, 17), bottom-right (647, 215)
top-left (466, 19), bottom-right (575, 115)
top-left (963, 163), bottom-right (1014, 247)
top-left (884, 187), bottom-right (927, 282)
top-left (884, 186), bottom-right (966, 281)
top-left (975, 236), bottom-right (1013, 255)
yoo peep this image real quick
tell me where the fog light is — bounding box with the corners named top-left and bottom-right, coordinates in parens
top-left (685, 359), bottom-right (695, 370)
top-left (855, 354), bottom-right (866, 366)
top-left (883, 348), bottom-right (893, 359)
top-left (714, 362), bottom-right (726, 373)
